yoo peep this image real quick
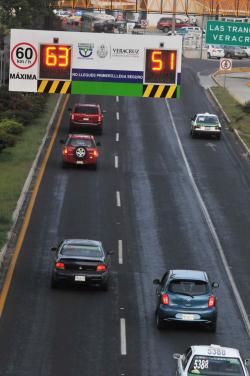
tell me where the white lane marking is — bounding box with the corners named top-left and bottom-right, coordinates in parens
top-left (116, 191), bottom-right (121, 207)
top-left (116, 132), bottom-right (120, 142)
top-left (116, 96), bottom-right (119, 103)
top-left (166, 100), bottom-right (250, 338)
top-left (116, 112), bottom-right (120, 121)
top-left (206, 142), bottom-right (217, 151)
top-left (118, 240), bottom-right (123, 264)
top-left (120, 318), bottom-right (127, 355)
top-left (115, 155), bottom-right (119, 169)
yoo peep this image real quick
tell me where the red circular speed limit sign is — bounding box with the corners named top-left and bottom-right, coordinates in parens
top-left (219, 58), bottom-right (232, 71)
top-left (11, 42), bottom-right (38, 70)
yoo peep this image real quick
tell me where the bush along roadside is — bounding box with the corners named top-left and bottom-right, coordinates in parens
top-left (211, 87), bottom-right (250, 150)
top-left (0, 93), bottom-right (59, 250)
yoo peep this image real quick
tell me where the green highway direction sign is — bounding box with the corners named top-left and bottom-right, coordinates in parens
top-left (206, 21), bottom-right (250, 47)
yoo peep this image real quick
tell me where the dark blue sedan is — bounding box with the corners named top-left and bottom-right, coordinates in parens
top-left (153, 269), bottom-right (219, 331)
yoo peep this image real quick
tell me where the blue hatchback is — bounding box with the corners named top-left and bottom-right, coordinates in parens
top-left (153, 270), bottom-right (219, 331)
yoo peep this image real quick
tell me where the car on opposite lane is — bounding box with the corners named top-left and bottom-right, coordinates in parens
top-left (190, 112), bottom-right (222, 139)
top-left (69, 103), bottom-right (105, 135)
top-left (153, 269), bottom-right (219, 331)
top-left (156, 17), bottom-right (190, 33)
top-left (207, 45), bottom-right (225, 59)
top-left (223, 45), bottom-right (248, 59)
top-left (51, 239), bottom-right (112, 290)
top-left (173, 344), bottom-right (250, 376)
top-left (61, 134), bottom-right (100, 170)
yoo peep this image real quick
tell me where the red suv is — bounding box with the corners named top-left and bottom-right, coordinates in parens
top-left (157, 17), bottom-right (190, 33)
top-left (61, 134), bottom-right (100, 170)
top-left (69, 103), bottom-right (105, 135)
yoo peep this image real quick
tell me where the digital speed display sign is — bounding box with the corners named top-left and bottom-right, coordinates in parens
top-left (39, 44), bottom-right (72, 80)
top-left (144, 49), bottom-right (177, 84)
top-left (9, 29), bottom-right (182, 98)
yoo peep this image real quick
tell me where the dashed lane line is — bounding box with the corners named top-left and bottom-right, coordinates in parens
top-left (118, 240), bottom-right (123, 264)
top-left (116, 191), bottom-right (121, 207)
top-left (120, 318), bottom-right (127, 355)
top-left (116, 112), bottom-right (120, 121)
top-left (115, 155), bottom-right (119, 169)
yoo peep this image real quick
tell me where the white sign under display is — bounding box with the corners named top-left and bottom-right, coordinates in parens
top-left (9, 29), bottom-right (182, 98)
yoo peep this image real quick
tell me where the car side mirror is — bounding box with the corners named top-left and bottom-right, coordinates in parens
top-left (96, 142), bottom-right (101, 146)
top-left (153, 278), bottom-right (160, 285)
top-left (68, 107), bottom-right (72, 112)
top-left (102, 110), bottom-right (106, 114)
top-left (244, 359), bottom-right (250, 367)
top-left (212, 282), bottom-right (219, 288)
top-left (51, 247), bottom-right (57, 251)
top-left (60, 139), bottom-right (65, 144)
top-left (107, 250), bottom-right (114, 255)
top-left (173, 353), bottom-right (182, 360)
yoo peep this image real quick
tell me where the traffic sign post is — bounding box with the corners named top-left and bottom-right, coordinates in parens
top-left (9, 29), bottom-right (182, 98)
top-left (219, 58), bottom-right (232, 89)
top-left (206, 20), bottom-right (250, 47)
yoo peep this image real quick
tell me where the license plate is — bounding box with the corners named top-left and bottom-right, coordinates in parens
top-left (83, 117), bottom-right (89, 121)
top-left (75, 275), bottom-right (85, 281)
top-left (181, 314), bottom-right (195, 321)
top-left (76, 160), bottom-right (84, 165)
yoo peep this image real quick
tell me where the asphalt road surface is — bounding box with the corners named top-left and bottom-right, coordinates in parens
top-left (0, 59), bottom-right (250, 376)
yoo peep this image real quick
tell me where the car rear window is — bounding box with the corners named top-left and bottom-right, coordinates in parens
top-left (169, 280), bottom-right (208, 295)
top-left (188, 355), bottom-right (244, 375)
top-left (74, 106), bottom-right (99, 114)
top-left (197, 116), bottom-right (219, 124)
top-left (68, 139), bottom-right (94, 148)
top-left (61, 244), bottom-right (103, 258)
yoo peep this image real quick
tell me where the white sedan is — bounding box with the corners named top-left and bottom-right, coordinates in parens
top-left (173, 344), bottom-right (250, 376)
top-left (207, 45), bottom-right (225, 59)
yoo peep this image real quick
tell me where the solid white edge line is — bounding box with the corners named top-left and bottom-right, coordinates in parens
top-left (116, 191), bottom-right (121, 207)
top-left (166, 100), bottom-right (250, 338)
top-left (116, 96), bottom-right (119, 103)
top-left (116, 132), bottom-right (119, 142)
top-left (115, 155), bottom-right (119, 169)
top-left (118, 240), bottom-right (123, 264)
top-left (116, 112), bottom-right (120, 121)
top-left (120, 318), bottom-right (127, 355)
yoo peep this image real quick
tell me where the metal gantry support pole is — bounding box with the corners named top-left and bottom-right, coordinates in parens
top-left (171, 0), bottom-right (177, 34)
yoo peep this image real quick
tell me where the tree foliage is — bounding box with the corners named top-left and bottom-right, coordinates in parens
top-left (0, 0), bottom-right (60, 32)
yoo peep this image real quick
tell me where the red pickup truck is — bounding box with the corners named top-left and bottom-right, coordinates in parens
top-left (157, 17), bottom-right (190, 33)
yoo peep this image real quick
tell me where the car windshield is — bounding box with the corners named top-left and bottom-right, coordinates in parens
top-left (74, 106), bottom-right (99, 114)
top-left (68, 139), bottom-right (94, 148)
top-left (188, 355), bottom-right (245, 375)
top-left (61, 244), bottom-right (103, 258)
top-left (197, 116), bottom-right (219, 124)
top-left (169, 280), bottom-right (208, 295)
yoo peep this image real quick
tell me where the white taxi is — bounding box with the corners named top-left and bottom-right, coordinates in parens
top-left (173, 344), bottom-right (250, 376)
top-left (190, 113), bottom-right (221, 139)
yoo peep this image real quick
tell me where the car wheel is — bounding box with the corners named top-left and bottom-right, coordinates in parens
top-left (101, 281), bottom-right (109, 291)
top-left (163, 27), bottom-right (169, 33)
top-left (207, 52), bottom-right (211, 59)
top-left (90, 164), bottom-right (97, 171)
top-left (208, 321), bottom-right (217, 332)
top-left (51, 276), bottom-right (59, 289)
top-left (217, 133), bottom-right (221, 140)
top-left (191, 130), bottom-right (196, 138)
top-left (96, 128), bottom-right (103, 135)
top-left (156, 311), bottom-right (164, 329)
top-left (75, 146), bottom-right (87, 160)
top-left (226, 53), bottom-right (231, 58)
top-left (62, 161), bottom-right (68, 169)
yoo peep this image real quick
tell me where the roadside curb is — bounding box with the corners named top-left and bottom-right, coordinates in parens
top-left (0, 94), bottom-right (64, 268)
top-left (208, 76), bottom-right (250, 158)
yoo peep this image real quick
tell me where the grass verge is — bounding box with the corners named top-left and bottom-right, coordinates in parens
top-left (0, 95), bottom-right (59, 248)
top-left (211, 86), bottom-right (250, 149)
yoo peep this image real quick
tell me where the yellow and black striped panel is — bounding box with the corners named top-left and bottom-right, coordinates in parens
top-left (37, 80), bottom-right (71, 94)
top-left (143, 84), bottom-right (177, 98)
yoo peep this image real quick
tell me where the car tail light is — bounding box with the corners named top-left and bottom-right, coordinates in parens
top-left (98, 114), bottom-right (102, 122)
top-left (55, 262), bottom-right (65, 269)
top-left (93, 150), bottom-right (98, 157)
top-left (63, 147), bottom-right (68, 155)
top-left (71, 114), bottom-right (75, 121)
top-left (161, 293), bottom-right (169, 305)
top-left (96, 264), bottom-right (106, 272)
top-left (194, 125), bottom-right (200, 129)
top-left (208, 295), bottom-right (216, 308)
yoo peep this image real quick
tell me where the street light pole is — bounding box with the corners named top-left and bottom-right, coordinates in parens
top-left (171, 0), bottom-right (177, 34)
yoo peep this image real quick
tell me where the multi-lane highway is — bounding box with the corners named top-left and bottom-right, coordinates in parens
top-left (0, 58), bottom-right (250, 376)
